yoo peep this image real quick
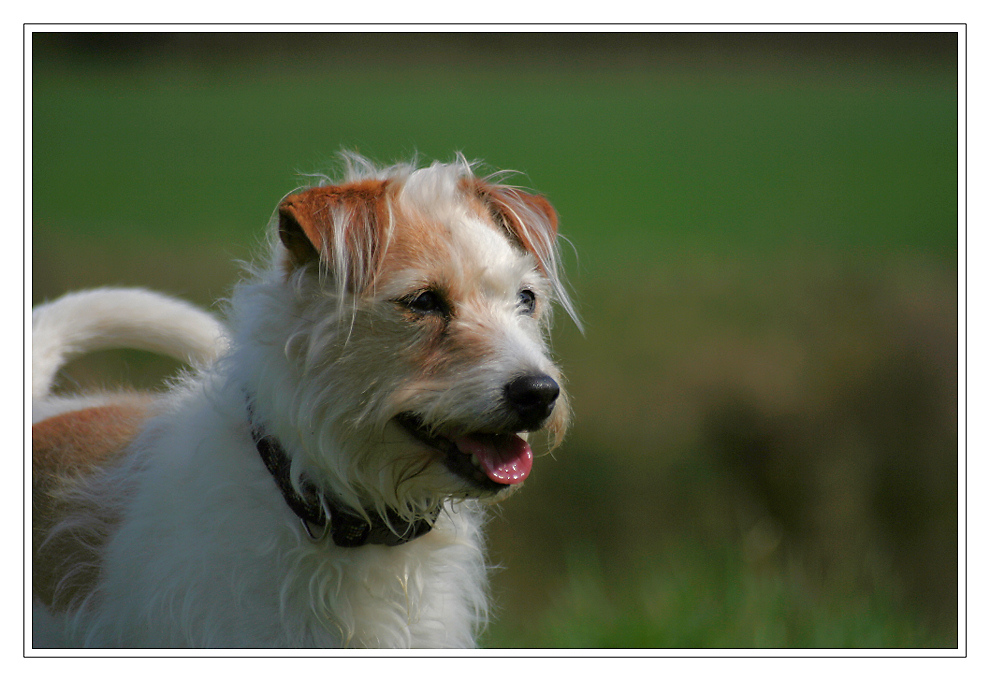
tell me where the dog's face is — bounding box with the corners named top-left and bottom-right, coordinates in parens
top-left (273, 163), bottom-right (573, 516)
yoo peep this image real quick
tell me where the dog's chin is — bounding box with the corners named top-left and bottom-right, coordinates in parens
top-left (392, 413), bottom-right (532, 501)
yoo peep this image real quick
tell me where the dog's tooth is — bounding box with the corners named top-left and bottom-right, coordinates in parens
top-left (470, 454), bottom-right (480, 468)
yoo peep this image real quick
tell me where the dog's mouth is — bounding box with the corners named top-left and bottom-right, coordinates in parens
top-left (394, 413), bottom-right (533, 492)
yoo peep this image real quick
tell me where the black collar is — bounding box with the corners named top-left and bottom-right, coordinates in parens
top-left (248, 405), bottom-right (438, 547)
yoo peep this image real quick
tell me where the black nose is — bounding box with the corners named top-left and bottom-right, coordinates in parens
top-left (505, 374), bottom-right (560, 430)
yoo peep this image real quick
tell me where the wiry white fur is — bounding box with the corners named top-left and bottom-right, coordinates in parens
top-left (32, 154), bottom-right (574, 648)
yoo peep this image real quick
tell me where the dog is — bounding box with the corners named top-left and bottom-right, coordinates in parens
top-left (32, 153), bottom-right (577, 648)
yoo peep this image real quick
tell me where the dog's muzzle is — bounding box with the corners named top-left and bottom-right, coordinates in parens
top-left (396, 373), bottom-right (559, 492)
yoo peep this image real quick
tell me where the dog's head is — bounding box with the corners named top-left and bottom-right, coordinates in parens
top-left (257, 156), bottom-right (577, 520)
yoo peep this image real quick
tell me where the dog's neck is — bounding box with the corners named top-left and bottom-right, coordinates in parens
top-left (247, 402), bottom-right (438, 547)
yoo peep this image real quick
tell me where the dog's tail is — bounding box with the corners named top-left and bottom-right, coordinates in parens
top-left (32, 288), bottom-right (228, 399)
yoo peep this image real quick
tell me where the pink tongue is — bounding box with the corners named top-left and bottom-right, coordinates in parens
top-left (453, 433), bottom-right (533, 484)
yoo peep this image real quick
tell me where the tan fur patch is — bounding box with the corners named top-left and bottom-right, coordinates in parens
top-left (460, 177), bottom-right (559, 275)
top-left (33, 399), bottom-right (152, 611)
top-left (278, 179), bottom-right (393, 282)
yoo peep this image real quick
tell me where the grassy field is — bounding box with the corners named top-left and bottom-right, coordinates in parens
top-left (31, 33), bottom-right (959, 649)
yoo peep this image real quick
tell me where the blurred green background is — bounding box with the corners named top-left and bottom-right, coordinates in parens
top-left (31, 32), bottom-right (959, 648)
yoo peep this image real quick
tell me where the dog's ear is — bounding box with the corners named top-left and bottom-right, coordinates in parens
top-left (464, 179), bottom-right (559, 276)
top-left (277, 180), bottom-right (391, 285)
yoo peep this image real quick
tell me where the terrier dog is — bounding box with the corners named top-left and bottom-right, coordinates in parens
top-left (32, 154), bottom-right (577, 648)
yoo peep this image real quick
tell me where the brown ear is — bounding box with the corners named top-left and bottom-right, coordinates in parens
top-left (465, 179), bottom-right (559, 274)
top-left (277, 180), bottom-right (391, 284)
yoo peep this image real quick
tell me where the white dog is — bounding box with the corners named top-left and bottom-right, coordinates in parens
top-left (32, 154), bottom-right (577, 648)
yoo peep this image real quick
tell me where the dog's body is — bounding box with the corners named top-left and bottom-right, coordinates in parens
top-left (32, 155), bottom-right (575, 648)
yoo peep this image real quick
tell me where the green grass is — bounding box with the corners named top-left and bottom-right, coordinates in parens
top-left (33, 48), bottom-right (957, 271)
top-left (482, 544), bottom-right (953, 649)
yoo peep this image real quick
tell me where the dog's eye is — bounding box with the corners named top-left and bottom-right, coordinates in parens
top-left (401, 290), bottom-right (450, 317)
top-left (517, 289), bottom-right (537, 315)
